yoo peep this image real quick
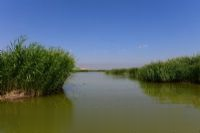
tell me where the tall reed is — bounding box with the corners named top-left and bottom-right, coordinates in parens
top-left (138, 55), bottom-right (200, 83)
top-left (106, 55), bottom-right (200, 83)
top-left (0, 37), bottom-right (75, 96)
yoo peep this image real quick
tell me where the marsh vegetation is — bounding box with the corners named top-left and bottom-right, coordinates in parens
top-left (106, 55), bottom-right (200, 83)
top-left (0, 37), bottom-right (75, 98)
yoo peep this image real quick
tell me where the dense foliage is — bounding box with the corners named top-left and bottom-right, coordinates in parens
top-left (106, 55), bottom-right (200, 83)
top-left (0, 37), bottom-right (75, 96)
top-left (138, 56), bottom-right (200, 83)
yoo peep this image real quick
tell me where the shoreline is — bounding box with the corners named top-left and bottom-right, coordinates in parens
top-left (0, 90), bottom-right (32, 101)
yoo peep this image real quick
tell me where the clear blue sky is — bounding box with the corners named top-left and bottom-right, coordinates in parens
top-left (0, 0), bottom-right (200, 69)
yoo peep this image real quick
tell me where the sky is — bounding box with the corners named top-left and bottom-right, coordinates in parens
top-left (0, 0), bottom-right (200, 69)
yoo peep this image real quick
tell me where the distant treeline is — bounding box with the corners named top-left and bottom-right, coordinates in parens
top-left (106, 68), bottom-right (138, 78)
top-left (74, 69), bottom-right (106, 72)
top-left (0, 37), bottom-right (75, 96)
top-left (106, 55), bottom-right (200, 83)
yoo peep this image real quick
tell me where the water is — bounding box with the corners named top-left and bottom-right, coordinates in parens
top-left (1, 72), bottom-right (200, 133)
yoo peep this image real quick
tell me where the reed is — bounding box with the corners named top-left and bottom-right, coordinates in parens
top-left (138, 55), bottom-right (200, 83)
top-left (106, 55), bottom-right (200, 83)
top-left (106, 68), bottom-right (138, 78)
top-left (106, 68), bottom-right (129, 75)
top-left (0, 37), bottom-right (75, 96)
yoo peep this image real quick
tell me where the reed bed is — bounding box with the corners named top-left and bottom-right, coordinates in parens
top-left (0, 37), bottom-right (75, 96)
top-left (106, 68), bottom-right (129, 75)
top-left (106, 68), bottom-right (138, 78)
top-left (106, 55), bottom-right (200, 83)
top-left (138, 55), bottom-right (200, 83)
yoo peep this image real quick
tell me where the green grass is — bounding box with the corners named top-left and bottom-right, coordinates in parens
top-left (0, 37), bottom-right (75, 96)
top-left (106, 55), bottom-right (200, 83)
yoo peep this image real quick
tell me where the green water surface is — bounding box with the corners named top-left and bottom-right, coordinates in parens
top-left (1, 72), bottom-right (200, 133)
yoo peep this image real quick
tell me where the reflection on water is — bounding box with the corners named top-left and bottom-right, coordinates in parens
top-left (64, 73), bottom-right (200, 133)
top-left (139, 81), bottom-right (200, 108)
top-left (1, 73), bottom-right (200, 133)
top-left (0, 94), bottom-right (73, 133)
